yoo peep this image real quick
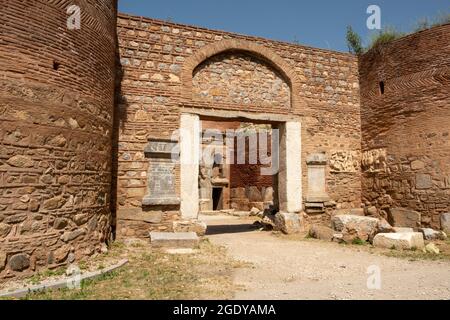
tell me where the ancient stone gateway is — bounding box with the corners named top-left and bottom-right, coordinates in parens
top-left (176, 40), bottom-right (303, 219)
top-left (115, 16), bottom-right (365, 241)
top-left (179, 115), bottom-right (302, 219)
top-left (1, 5), bottom-right (449, 282)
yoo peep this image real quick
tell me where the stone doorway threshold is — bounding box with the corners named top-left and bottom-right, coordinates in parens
top-left (199, 214), bottom-right (261, 236)
top-left (200, 209), bottom-right (256, 218)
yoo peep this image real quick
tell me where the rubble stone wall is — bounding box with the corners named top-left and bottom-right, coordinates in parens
top-left (359, 24), bottom-right (450, 229)
top-left (0, 0), bottom-right (117, 280)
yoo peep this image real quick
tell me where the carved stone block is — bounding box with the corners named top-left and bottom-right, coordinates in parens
top-left (329, 150), bottom-right (358, 173)
top-left (362, 148), bottom-right (387, 173)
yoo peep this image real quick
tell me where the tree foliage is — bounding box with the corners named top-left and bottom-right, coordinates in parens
top-left (346, 26), bottom-right (364, 55)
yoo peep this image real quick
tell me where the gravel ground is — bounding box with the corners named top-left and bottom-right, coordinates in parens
top-left (201, 214), bottom-right (450, 300)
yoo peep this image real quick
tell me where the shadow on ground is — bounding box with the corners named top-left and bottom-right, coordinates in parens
top-left (206, 224), bottom-right (258, 235)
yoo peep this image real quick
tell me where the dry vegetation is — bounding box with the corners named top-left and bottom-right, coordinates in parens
top-left (19, 239), bottom-right (247, 300)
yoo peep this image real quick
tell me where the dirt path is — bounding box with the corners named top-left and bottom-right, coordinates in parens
top-left (201, 214), bottom-right (450, 300)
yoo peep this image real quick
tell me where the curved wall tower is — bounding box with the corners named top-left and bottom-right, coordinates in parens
top-left (0, 0), bottom-right (117, 280)
top-left (359, 24), bottom-right (450, 228)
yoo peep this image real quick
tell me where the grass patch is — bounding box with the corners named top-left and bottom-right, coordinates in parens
top-left (346, 12), bottom-right (450, 54)
top-left (367, 27), bottom-right (406, 50)
top-left (21, 239), bottom-right (243, 300)
top-left (351, 238), bottom-right (367, 246)
top-left (372, 240), bottom-right (450, 262)
top-left (382, 249), bottom-right (444, 262)
top-left (27, 267), bottom-right (67, 285)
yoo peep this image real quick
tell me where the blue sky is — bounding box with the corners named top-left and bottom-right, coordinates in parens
top-left (118, 1), bottom-right (449, 52)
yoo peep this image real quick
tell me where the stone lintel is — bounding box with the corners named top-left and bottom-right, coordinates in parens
top-left (180, 106), bottom-right (301, 124)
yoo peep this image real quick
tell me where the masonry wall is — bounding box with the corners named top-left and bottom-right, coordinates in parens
top-left (359, 24), bottom-right (450, 228)
top-left (0, 0), bottom-right (117, 280)
top-left (115, 13), bottom-right (362, 234)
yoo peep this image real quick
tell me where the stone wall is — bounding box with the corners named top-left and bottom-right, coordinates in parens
top-left (115, 13), bottom-right (361, 234)
top-left (359, 24), bottom-right (450, 228)
top-left (193, 52), bottom-right (290, 110)
top-left (0, 0), bottom-right (117, 280)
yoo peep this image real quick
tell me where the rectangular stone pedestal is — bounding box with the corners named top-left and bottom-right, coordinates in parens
top-left (149, 232), bottom-right (199, 248)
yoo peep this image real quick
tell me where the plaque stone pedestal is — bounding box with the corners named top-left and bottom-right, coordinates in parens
top-left (142, 139), bottom-right (180, 206)
top-left (305, 153), bottom-right (332, 215)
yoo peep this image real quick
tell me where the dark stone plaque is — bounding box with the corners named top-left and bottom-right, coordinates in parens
top-left (142, 139), bottom-right (180, 206)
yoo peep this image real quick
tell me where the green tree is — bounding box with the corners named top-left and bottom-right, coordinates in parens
top-left (346, 26), bottom-right (363, 55)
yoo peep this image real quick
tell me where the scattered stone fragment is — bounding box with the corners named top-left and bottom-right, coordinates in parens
top-left (249, 207), bottom-right (261, 216)
top-left (274, 212), bottom-right (300, 234)
top-left (419, 228), bottom-right (447, 241)
top-left (332, 233), bottom-right (344, 243)
top-left (440, 213), bottom-right (450, 234)
top-left (373, 232), bottom-right (425, 250)
top-left (388, 207), bottom-right (421, 228)
top-left (376, 218), bottom-right (395, 234)
top-left (424, 243), bottom-right (440, 254)
top-left (331, 215), bottom-right (379, 242)
top-left (365, 206), bottom-right (378, 217)
top-left (309, 224), bottom-right (334, 241)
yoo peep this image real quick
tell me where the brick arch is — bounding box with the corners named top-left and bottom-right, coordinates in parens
top-left (181, 39), bottom-right (304, 110)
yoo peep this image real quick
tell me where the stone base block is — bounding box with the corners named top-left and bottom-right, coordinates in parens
top-left (173, 220), bottom-right (207, 236)
top-left (150, 232), bottom-right (199, 249)
top-left (309, 224), bottom-right (334, 241)
top-left (274, 212), bottom-right (300, 234)
top-left (373, 232), bottom-right (425, 250)
top-left (331, 214), bottom-right (379, 242)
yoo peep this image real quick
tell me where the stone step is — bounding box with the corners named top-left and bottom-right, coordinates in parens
top-left (149, 232), bottom-right (199, 249)
top-left (305, 202), bottom-right (325, 208)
